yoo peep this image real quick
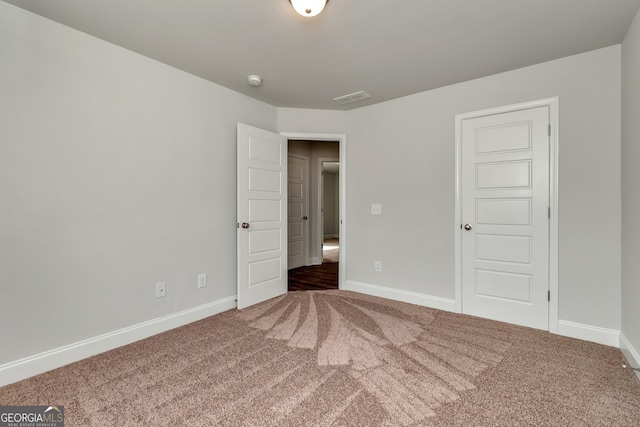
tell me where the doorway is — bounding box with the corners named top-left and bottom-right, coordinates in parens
top-left (236, 127), bottom-right (346, 309)
top-left (285, 136), bottom-right (344, 291)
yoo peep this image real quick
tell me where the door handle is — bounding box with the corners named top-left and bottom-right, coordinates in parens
top-left (241, 222), bottom-right (250, 229)
top-left (303, 216), bottom-right (308, 220)
top-left (464, 224), bottom-right (472, 231)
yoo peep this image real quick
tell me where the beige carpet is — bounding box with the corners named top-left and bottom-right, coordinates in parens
top-left (1, 290), bottom-right (639, 426)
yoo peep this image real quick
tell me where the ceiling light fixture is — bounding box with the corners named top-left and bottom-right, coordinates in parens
top-left (289, 0), bottom-right (328, 17)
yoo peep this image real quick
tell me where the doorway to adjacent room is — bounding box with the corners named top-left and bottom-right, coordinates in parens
top-left (287, 139), bottom-right (342, 291)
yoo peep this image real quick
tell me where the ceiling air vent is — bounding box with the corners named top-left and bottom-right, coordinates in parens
top-left (333, 91), bottom-right (371, 105)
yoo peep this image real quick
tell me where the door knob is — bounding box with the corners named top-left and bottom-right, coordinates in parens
top-left (464, 224), bottom-right (472, 231)
top-left (241, 222), bottom-right (250, 229)
top-left (303, 216), bottom-right (308, 220)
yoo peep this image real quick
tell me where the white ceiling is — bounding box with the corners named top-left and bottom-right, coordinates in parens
top-left (4, 0), bottom-right (640, 110)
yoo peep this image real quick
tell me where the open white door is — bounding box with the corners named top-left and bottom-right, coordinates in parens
top-left (237, 123), bottom-right (287, 309)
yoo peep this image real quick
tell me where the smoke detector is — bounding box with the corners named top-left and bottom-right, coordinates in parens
top-left (333, 91), bottom-right (371, 105)
top-left (247, 75), bottom-right (262, 87)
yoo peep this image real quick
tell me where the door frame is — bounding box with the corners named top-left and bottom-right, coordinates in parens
top-left (454, 97), bottom-right (559, 333)
top-left (281, 132), bottom-right (347, 289)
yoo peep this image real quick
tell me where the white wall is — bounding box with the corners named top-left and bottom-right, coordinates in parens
top-left (622, 9), bottom-right (640, 364)
top-left (0, 2), bottom-right (276, 366)
top-left (279, 46), bottom-right (622, 332)
top-left (277, 108), bottom-right (349, 135)
top-left (348, 46), bottom-right (621, 330)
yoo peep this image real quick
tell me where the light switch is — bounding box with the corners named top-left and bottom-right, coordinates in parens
top-left (371, 204), bottom-right (382, 215)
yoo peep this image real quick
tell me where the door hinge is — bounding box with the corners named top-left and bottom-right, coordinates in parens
top-left (548, 207), bottom-right (551, 219)
top-left (548, 124), bottom-right (551, 137)
top-left (548, 290), bottom-right (551, 302)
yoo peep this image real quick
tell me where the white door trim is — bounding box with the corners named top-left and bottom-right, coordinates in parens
top-left (454, 97), bottom-right (559, 333)
top-left (281, 132), bottom-right (347, 290)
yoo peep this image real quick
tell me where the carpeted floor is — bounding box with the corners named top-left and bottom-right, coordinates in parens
top-left (1, 290), bottom-right (639, 426)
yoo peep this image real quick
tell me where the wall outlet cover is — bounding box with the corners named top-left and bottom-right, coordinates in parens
top-left (156, 282), bottom-right (166, 298)
top-left (198, 273), bottom-right (207, 288)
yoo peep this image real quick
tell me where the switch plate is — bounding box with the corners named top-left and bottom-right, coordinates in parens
top-left (374, 261), bottom-right (382, 272)
top-left (371, 204), bottom-right (382, 215)
top-left (198, 273), bottom-right (207, 288)
top-left (156, 282), bottom-right (166, 298)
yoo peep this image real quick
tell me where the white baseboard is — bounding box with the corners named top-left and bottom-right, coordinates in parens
top-left (557, 319), bottom-right (620, 347)
top-left (309, 257), bottom-right (322, 265)
top-left (324, 234), bottom-right (339, 239)
top-left (620, 333), bottom-right (640, 380)
top-left (0, 296), bottom-right (237, 387)
top-left (344, 280), bottom-right (457, 313)
top-left (343, 281), bottom-right (620, 349)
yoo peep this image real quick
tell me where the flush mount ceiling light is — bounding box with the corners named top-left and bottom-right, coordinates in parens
top-left (289, 0), bottom-right (329, 17)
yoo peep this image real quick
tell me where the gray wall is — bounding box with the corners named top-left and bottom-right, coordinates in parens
top-left (622, 9), bottom-right (640, 359)
top-left (288, 140), bottom-right (312, 157)
top-left (279, 46), bottom-right (622, 331)
top-left (323, 170), bottom-right (339, 238)
top-left (0, 2), bottom-right (276, 365)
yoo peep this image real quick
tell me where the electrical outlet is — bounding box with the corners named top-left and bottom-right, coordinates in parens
top-left (374, 261), bottom-right (382, 272)
top-left (198, 273), bottom-right (207, 288)
top-left (155, 282), bottom-right (166, 298)
top-left (371, 204), bottom-right (382, 215)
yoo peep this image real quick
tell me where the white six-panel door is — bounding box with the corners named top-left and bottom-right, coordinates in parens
top-left (237, 123), bottom-right (288, 309)
top-left (287, 155), bottom-right (308, 269)
top-left (461, 106), bottom-right (550, 330)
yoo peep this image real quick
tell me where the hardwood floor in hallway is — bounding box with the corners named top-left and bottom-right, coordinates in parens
top-left (288, 263), bottom-right (338, 292)
top-left (288, 237), bottom-right (339, 291)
